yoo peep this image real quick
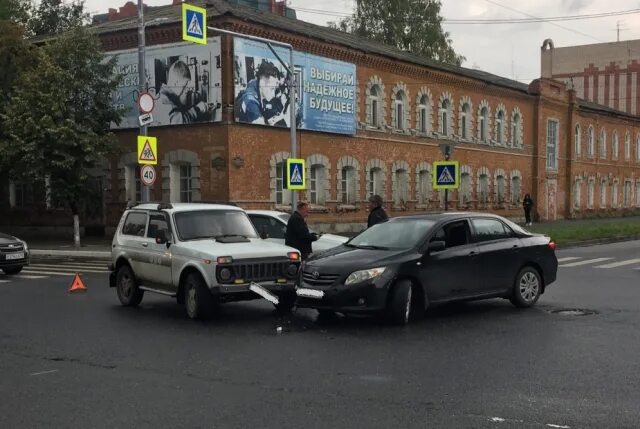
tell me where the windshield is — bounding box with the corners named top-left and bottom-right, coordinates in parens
top-left (278, 213), bottom-right (317, 234)
top-left (174, 210), bottom-right (258, 241)
top-left (503, 218), bottom-right (531, 235)
top-left (348, 219), bottom-right (436, 250)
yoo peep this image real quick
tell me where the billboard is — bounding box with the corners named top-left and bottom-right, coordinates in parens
top-left (109, 38), bottom-right (222, 129)
top-left (233, 38), bottom-right (356, 135)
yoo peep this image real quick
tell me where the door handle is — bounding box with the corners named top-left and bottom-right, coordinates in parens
top-left (141, 243), bottom-right (148, 247)
top-left (512, 245), bottom-right (519, 249)
top-left (468, 251), bottom-right (477, 257)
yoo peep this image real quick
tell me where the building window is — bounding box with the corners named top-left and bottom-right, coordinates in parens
top-left (574, 124), bottom-right (581, 159)
top-left (636, 182), bottom-right (640, 207)
top-left (439, 99), bottom-right (450, 136)
top-left (479, 107), bottom-right (489, 143)
top-left (612, 182), bottom-right (619, 208)
top-left (125, 164), bottom-right (142, 203)
top-left (612, 131), bottom-right (619, 160)
top-left (624, 181), bottom-right (632, 208)
top-left (393, 169), bottom-right (409, 205)
top-left (573, 179), bottom-right (582, 209)
top-left (511, 176), bottom-right (521, 204)
top-left (479, 174), bottom-right (489, 204)
top-left (600, 180), bottom-right (607, 208)
top-left (495, 109), bottom-right (505, 145)
top-left (546, 119), bottom-right (558, 170)
top-left (340, 167), bottom-right (357, 205)
top-left (417, 169), bottom-right (431, 204)
top-left (179, 164), bottom-right (193, 203)
top-left (599, 128), bottom-right (606, 159)
top-left (588, 179), bottom-right (595, 209)
top-left (369, 85), bottom-right (381, 128)
top-left (588, 126), bottom-right (595, 158)
top-left (625, 132), bottom-right (631, 160)
top-left (460, 172), bottom-right (471, 204)
top-left (368, 167), bottom-right (384, 198)
top-left (275, 162), bottom-right (288, 205)
top-left (495, 175), bottom-right (505, 204)
top-left (8, 181), bottom-right (28, 208)
top-left (461, 103), bottom-right (470, 140)
top-left (309, 164), bottom-right (326, 205)
top-left (418, 95), bottom-right (429, 134)
top-left (511, 111), bottom-right (522, 147)
top-left (637, 135), bottom-right (640, 161)
top-left (394, 91), bottom-right (406, 130)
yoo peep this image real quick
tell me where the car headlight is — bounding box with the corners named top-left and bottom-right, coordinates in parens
top-left (19, 239), bottom-right (28, 252)
top-left (345, 267), bottom-right (386, 286)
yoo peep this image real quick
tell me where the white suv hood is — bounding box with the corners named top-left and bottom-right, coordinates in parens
top-left (175, 238), bottom-right (298, 259)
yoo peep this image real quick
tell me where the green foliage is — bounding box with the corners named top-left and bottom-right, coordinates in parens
top-left (0, 0), bottom-right (32, 26)
top-left (0, 27), bottom-right (123, 212)
top-left (329, 0), bottom-right (464, 66)
top-left (528, 219), bottom-right (640, 246)
top-left (28, 0), bottom-right (87, 36)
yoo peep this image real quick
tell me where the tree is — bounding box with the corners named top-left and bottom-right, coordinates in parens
top-left (329, 0), bottom-right (464, 66)
top-left (28, 0), bottom-right (87, 36)
top-left (0, 27), bottom-right (123, 247)
top-left (0, 0), bottom-right (32, 26)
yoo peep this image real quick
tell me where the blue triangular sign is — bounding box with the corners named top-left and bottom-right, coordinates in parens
top-left (438, 167), bottom-right (455, 184)
top-left (290, 165), bottom-right (303, 184)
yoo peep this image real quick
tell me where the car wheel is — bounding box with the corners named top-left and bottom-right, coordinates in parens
top-left (510, 267), bottom-right (542, 308)
top-left (184, 272), bottom-right (216, 320)
top-left (274, 292), bottom-right (296, 314)
top-left (116, 265), bottom-right (144, 307)
top-left (2, 266), bottom-right (23, 275)
top-left (387, 280), bottom-right (413, 325)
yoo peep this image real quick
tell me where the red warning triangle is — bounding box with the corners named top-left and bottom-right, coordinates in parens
top-left (139, 140), bottom-right (156, 162)
top-left (68, 273), bottom-right (87, 293)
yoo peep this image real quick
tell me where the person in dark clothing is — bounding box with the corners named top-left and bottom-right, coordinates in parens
top-left (285, 201), bottom-right (318, 260)
top-left (523, 194), bottom-right (534, 226)
top-left (367, 194), bottom-right (388, 228)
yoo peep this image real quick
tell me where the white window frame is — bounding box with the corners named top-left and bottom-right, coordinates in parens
top-left (418, 96), bottom-right (428, 134)
top-left (612, 182), bottom-right (619, 208)
top-left (179, 164), bottom-right (193, 203)
top-left (340, 166), bottom-right (356, 205)
top-left (612, 131), bottom-right (619, 161)
top-left (309, 164), bottom-right (326, 206)
top-left (574, 124), bottom-right (581, 159)
top-left (417, 170), bottom-right (431, 205)
top-left (512, 113), bottom-right (522, 147)
top-left (625, 133), bottom-right (631, 160)
top-left (573, 179), bottom-right (582, 209)
top-left (370, 85), bottom-right (380, 128)
top-left (600, 180), bottom-right (607, 208)
top-left (587, 179), bottom-right (595, 209)
top-left (495, 110), bottom-right (505, 145)
top-left (479, 107), bottom-right (489, 143)
top-left (440, 99), bottom-right (450, 136)
top-left (368, 167), bottom-right (383, 199)
top-left (599, 128), bottom-right (607, 159)
top-left (546, 119), bottom-right (559, 170)
top-left (461, 103), bottom-right (470, 141)
top-left (588, 126), bottom-right (595, 158)
top-left (511, 176), bottom-right (521, 204)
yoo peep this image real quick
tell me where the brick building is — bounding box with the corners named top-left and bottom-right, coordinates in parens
top-left (1, 0), bottom-right (640, 237)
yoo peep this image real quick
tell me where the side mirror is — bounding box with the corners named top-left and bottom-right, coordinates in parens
top-left (155, 230), bottom-right (171, 247)
top-left (259, 225), bottom-right (269, 240)
top-left (427, 240), bottom-right (446, 254)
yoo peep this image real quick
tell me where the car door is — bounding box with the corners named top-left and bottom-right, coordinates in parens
top-left (248, 214), bottom-right (287, 246)
top-left (138, 211), bottom-right (173, 290)
top-left (119, 211), bottom-right (149, 279)
top-left (470, 217), bottom-right (523, 293)
top-left (419, 219), bottom-right (480, 302)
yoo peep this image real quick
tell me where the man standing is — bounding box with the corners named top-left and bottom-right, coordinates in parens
top-left (367, 195), bottom-right (388, 228)
top-left (285, 201), bottom-right (318, 260)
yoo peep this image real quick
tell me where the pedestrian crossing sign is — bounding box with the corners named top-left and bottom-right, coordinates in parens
top-left (182, 3), bottom-right (207, 45)
top-left (433, 161), bottom-right (459, 190)
top-left (137, 136), bottom-right (158, 165)
top-left (285, 158), bottom-right (306, 190)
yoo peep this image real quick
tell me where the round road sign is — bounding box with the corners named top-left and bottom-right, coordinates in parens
top-left (140, 165), bottom-right (156, 186)
top-left (138, 93), bottom-right (155, 114)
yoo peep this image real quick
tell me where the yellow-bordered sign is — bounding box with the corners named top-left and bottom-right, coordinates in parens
top-left (137, 136), bottom-right (158, 165)
top-left (285, 158), bottom-right (306, 190)
top-left (432, 161), bottom-right (459, 190)
top-left (182, 3), bottom-right (207, 45)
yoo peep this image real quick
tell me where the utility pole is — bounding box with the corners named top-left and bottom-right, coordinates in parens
top-left (138, 0), bottom-right (150, 203)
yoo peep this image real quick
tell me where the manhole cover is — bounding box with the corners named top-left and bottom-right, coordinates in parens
top-left (549, 309), bottom-right (597, 316)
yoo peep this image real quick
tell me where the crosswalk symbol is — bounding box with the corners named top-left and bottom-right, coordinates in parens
top-left (437, 166), bottom-right (455, 184)
top-left (433, 161), bottom-right (459, 190)
top-left (137, 135), bottom-right (158, 165)
top-left (290, 165), bottom-right (303, 185)
top-left (182, 3), bottom-right (207, 45)
top-left (187, 12), bottom-right (203, 36)
top-left (285, 158), bottom-right (306, 190)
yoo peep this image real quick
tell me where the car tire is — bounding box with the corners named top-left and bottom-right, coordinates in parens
top-left (2, 266), bottom-right (23, 275)
top-left (274, 292), bottom-right (296, 314)
top-left (116, 265), bottom-right (144, 307)
top-left (387, 280), bottom-right (413, 325)
top-left (510, 267), bottom-right (542, 308)
top-left (184, 272), bottom-right (216, 320)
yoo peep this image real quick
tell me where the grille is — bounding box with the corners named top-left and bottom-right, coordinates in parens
top-left (218, 260), bottom-right (299, 284)
top-left (0, 243), bottom-right (24, 254)
top-left (302, 271), bottom-right (340, 286)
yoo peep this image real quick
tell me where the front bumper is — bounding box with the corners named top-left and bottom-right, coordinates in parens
top-left (209, 281), bottom-right (296, 303)
top-left (295, 278), bottom-right (391, 314)
top-left (0, 253), bottom-right (30, 269)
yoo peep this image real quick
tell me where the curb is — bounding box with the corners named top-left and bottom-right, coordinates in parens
top-left (30, 249), bottom-right (111, 259)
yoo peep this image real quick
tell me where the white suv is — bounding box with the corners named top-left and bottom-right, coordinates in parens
top-left (109, 203), bottom-right (301, 319)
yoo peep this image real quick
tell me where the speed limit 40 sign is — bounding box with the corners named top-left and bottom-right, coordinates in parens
top-left (140, 165), bottom-right (156, 187)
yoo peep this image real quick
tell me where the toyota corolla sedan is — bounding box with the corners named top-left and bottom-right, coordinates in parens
top-left (0, 232), bottom-right (29, 275)
top-left (296, 213), bottom-right (558, 325)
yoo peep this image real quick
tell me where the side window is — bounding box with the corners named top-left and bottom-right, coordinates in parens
top-left (249, 216), bottom-right (285, 239)
top-left (122, 212), bottom-right (148, 237)
top-left (146, 212), bottom-right (170, 239)
top-left (431, 220), bottom-right (470, 248)
top-left (472, 218), bottom-right (511, 242)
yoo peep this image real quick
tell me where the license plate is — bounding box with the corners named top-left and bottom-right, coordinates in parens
top-left (5, 252), bottom-right (24, 260)
top-left (249, 282), bottom-right (279, 305)
top-left (296, 288), bottom-right (324, 299)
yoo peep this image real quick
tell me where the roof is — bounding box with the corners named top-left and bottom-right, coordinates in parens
top-left (246, 210), bottom-right (289, 217)
top-left (88, 0), bottom-right (531, 95)
top-left (577, 98), bottom-right (640, 122)
top-left (392, 212), bottom-right (503, 221)
top-left (131, 203), bottom-right (242, 212)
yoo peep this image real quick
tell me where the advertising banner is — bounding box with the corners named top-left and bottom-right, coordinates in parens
top-left (233, 37), bottom-right (356, 135)
top-left (109, 37), bottom-right (222, 129)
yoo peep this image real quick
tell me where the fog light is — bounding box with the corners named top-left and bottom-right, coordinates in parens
top-left (219, 268), bottom-right (232, 282)
top-left (286, 263), bottom-right (299, 277)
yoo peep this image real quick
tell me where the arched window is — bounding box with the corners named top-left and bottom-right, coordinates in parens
top-left (588, 126), bottom-right (595, 157)
top-left (461, 103), bottom-right (471, 140)
top-left (460, 172), bottom-right (471, 204)
top-left (479, 173), bottom-right (489, 204)
top-left (418, 95), bottom-right (429, 134)
top-left (393, 168), bottom-right (409, 205)
top-left (417, 169), bottom-right (431, 205)
top-left (587, 179), bottom-right (595, 209)
top-left (573, 178), bottom-right (582, 209)
top-left (496, 174), bottom-right (506, 203)
top-left (511, 176), bottom-right (521, 204)
top-left (479, 107), bottom-right (489, 143)
top-left (440, 99), bottom-right (450, 136)
top-left (393, 89), bottom-right (407, 131)
top-left (495, 109), bottom-right (505, 145)
top-left (612, 131), bottom-right (619, 160)
top-left (624, 180), bottom-right (632, 208)
top-left (637, 135), bottom-right (640, 161)
top-left (599, 128), bottom-right (607, 159)
top-left (600, 179), bottom-right (607, 208)
top-left (574, 124), bottom-right (581, 159)
top-left (340, 166), bottom-right (357, 205)
top-left (612, 181), bottom-right (619, 208)
top-left (369, 85), bottom-right (381, 128)
top-left (511, 111), bottom-right (522, 147)
top-left (309, 164), bottom-right (326, 205)
top-left (368, 167), bottom-right (384, 198)
top-left (625, 132), bottom-right (631, 160)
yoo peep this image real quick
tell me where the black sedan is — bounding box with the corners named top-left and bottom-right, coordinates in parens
top-left (296, 213), bottom-right (558, 325)
top-left (0, 233), bottom-right (29, 275)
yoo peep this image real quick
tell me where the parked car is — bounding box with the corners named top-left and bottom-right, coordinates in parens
top-left (0, 233), bottom-right (29, 275)
top-left (296, 213), bottom-right (558, 325)
top-left (109, 203), bottom-right (302, 319)
top-left (247, 210), bottom-right (349, 253)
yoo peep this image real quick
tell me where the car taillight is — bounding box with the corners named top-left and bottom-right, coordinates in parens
top-left (548, 241), bottom-right (557, 251)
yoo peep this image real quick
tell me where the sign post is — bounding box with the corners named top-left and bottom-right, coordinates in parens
top-left (433, 159), bottom-right (459, 212)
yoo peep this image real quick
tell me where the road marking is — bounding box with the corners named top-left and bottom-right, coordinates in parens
top-left (16, 275), bottom-right (47, 279)
top-left (558, 258), bottom-right (613, 267)
top-left (28, 265), bottom-right (108, 273)
top-left (546, 424), bottom-right (570, 429)
top-left (595, 258), bottom-right (640, 269)
top-left (30, 369), bottom-right (59, 376)
top-left (58, 262), bottom-right (109, 268)
top-left (557, 257), bottom-right (582, 262)
top-left (21, 270), bottom-right (76, 276)
top-left (0, 279), bottom-right (10, 283)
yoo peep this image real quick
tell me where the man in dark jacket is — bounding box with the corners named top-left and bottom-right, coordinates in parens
top-left (285, 201), bottom-right (318, 260)
top-left (367, 195), bottom-right (388, 228)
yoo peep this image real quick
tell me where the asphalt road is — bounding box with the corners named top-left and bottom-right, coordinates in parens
top-left (1, 242), bottom-right (639, 429)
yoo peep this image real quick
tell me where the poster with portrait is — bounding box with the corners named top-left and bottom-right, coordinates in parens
top-left (233, 37), bottom-right (356, 135)
top-left (109, 37), bottom-right (222, 129)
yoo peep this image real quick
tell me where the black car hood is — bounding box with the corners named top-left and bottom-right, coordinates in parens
top-left (0, 233), bottom-right (19, 243)
top-left (306, 245), bottom-right (414, 274)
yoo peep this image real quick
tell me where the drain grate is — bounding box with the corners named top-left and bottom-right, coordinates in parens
top-left (549, 308), bottom-right (597, 316)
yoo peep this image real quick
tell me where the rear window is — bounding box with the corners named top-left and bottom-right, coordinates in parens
top-left (122, 212), bottom-right (147, 237)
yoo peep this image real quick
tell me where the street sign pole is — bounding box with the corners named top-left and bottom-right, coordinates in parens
top-left (444, 151), bottom-right (449, 212)
top-left (207, 26), bottom-right (297, 212)
top-left (138, 0), bottom-right (149, 203)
